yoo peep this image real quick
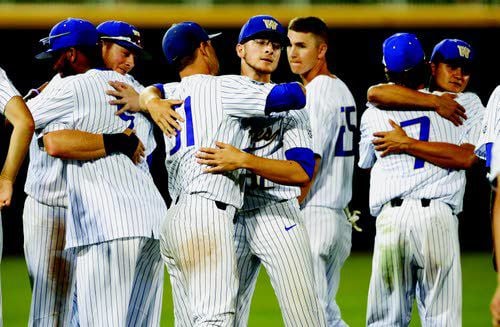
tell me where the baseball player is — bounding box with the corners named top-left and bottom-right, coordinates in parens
top-left (489, 129), bottom-right (500, 327)
top-left (286, 16), bottom-right (357, 326)
top-left (23, 18), bottom-right (154, 326)
top-left (0, 67), bottom-right (34, 327)
top-left (138, 21), bottom-right (307, 326)
top-left (26, 18), bottom-right (166, 326)
top-left (476, 85), bottom-right (500, 167)
top-left (359, 33), bottom-right (483, 326)
top-left (195, 15), bottom-right (326, 326)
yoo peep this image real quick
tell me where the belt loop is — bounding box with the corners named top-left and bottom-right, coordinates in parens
top-left (390, 198), bottom-right (403, 207)
top-left (215, 201), bottom-right (227, 211)
top-left (421, 199), bottom-right (431, 207)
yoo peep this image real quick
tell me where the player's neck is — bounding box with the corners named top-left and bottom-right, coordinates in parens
top-left (179, 63), bottom-right (213, 78)
top-left (241, 67), bottom-right (271, 83)
top-left (301, 60), bottom-right (330, 86)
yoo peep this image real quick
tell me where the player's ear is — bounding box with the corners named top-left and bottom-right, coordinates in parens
top-left (317, 42), bottom-right (327, 60)
top-left (66, 48), bottom-right (77, 63)
top-left (430, 62), bottom-right (437, 76)
top-left (236, 43), bottom-right (245, 59)
top-left (199, 41), bottom-right (210, 57)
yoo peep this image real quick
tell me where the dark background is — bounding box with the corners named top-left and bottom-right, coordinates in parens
top-left (0, 26), bottom-right (497, 256)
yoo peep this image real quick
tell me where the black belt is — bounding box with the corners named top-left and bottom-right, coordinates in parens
top-left (390, 198), bottom-right (431, 208)
top-left (174, 196), bottom-right (227, 211)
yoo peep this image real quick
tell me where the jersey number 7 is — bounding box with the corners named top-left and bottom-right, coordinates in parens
top-left (400, 116), bottom-right (431, 169)
top-left (170, 96), bottom-right (195, 155)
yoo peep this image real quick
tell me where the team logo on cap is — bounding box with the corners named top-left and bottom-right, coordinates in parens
top-left (133, 29), bottom-right (140, 37)
top-left (263, 19), bottom-right (278, 30)
top-left (457, 45), bottom-right (471, 59)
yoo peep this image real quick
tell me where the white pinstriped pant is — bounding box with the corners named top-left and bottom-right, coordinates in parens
top-left (367, 199), bottom-right (461, 327)
top-left (74, 237), bottom-right (164, 327)
top-left (160, 194), bottom-right (238, 327)
top-left (234, 199), bottom-right (326, 327)
top-left (301, 206), bottom-right (352, 327)
top-left (22, 196), bottom-right (75, 327)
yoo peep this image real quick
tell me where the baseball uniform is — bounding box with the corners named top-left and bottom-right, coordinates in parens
top-left (0, 66), bottom-right (21, 327)
top-left (301, 74), bottom-right (356, 326)
top-left (234, 108), bottom-right (326, 327)
top-left (30, 68), bottom-right (166, 326)
top-left (158, 74), bottom-right (307, 326)
top-left (359, 91), bottom-right (484, 326)
top-left (476, 85), bottom-right (500, 168)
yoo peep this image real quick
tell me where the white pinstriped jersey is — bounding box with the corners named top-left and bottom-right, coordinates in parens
top-left (302, 75), bottom-right (356, 210)
top-left (25, 74), bottom-right (69, 207)
top-left (489, 133), bottom-right (500, 183)
top-left (359, 91), bottom-right (484, 216)
top-left (160, 74), bottom-right (275, 209)
top-left (476, 86), bottom-right (500, 162)
top-left (39, 69), bottom-right (166, 248)
top-left (0, 67), bottom-right (20, 115)
top-left (241, 109), bottom-right (312, 210)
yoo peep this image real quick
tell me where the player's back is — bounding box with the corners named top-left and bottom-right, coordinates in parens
top-left (359, 92), bottom-right (483, 216)
top-left (303, 75), bottom-right (356, 210)
top-left (162, 74), bottom-right (274, 208)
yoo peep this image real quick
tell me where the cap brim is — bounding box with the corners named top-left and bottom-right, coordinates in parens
top-left (208, 32), bottom-right (222, 39)
top-left (112, 40), bottom-right (152, 60)
top-left (35, 50), bottom-right (55, 60)
top-left (240, 31), bottom-right (289, 46)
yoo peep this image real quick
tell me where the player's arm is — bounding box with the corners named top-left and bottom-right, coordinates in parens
top-left (139, 85), bottom-right (184, 137)
top-left (196, 142), bottom-right (313, 186)
top-left (43, 128), bottom-right (144, 164)
top-left (367, 83), bottom-right (466, 126)
top-left (298, 156), bottom-right (321, 203)
top-left (373, 119), bottom-right (477, 169)
top-left (491, 180), bottom-right (500, 326)
top-left (0, 96), bottom-right (35, 207)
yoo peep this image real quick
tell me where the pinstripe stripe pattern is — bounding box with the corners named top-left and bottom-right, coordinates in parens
top-left (242, 109), bottom-right (312, 210)
top-left (160, 194), bottom-right (238, 326)
top-left (301, 206), bottom-right (351, 326)
top-left (302, 75), bottom-right (356, 210)
top-left (0, 67), bottom-right (20, 114)
top-left (476, 86), bottom-right (500, 160)
top-left (366, 200), bottom-right (461, 326)
top-left (160, 75), bottom-right (274, 209)
top-left (0, 66), bottom-right (20, 327)
top-left (235, 199), bottom-right (326, 326)
top-left (75, 237), bottom-right (163, 326)
top-left (22, 196), bottom-right (75, 326)
top-left (359, 91), bottom-right (484, 216)
top-left (490, 134), bottom-right (500, 182)
top-left (38, 69), bottom-right (167, 248)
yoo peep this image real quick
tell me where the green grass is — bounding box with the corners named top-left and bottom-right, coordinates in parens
top-left (2, 253), bottom-right (495, 326)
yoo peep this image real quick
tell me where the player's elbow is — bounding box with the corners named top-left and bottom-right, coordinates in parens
top-left (292, 170), bottom-right (311, 187)
top-left (367, 85), bottom-right (383, 104)
top-left (458, 153), bottom-right (478, 169)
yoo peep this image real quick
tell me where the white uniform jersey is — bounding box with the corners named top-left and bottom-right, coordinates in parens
top-left (0, 67), bottom-right (20, 114)
top-left (25, 74), bottom-right (69, 207)
top-left (302, 75), bottom-right (356, 210)
top-left (359, 91), bottom-right (484, 216)
top-left (241, 109), bottom-right (312, 210)
top-left (160, 74), bottom-right (275, 209)
top-left (39, 69), bottom-right (166, 248)
top-left (489, 133), bottom-right (500, 183)
top-left (476, 85), bottom-right (500, 164)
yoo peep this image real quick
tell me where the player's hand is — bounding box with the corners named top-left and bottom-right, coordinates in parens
top-left (491, 284), bottom-right (500, 326)
top-left (0, 175), bottom-right (13, 209)
top-left (146, 98), bottom-right (184, 137)
top-left (434, 93), bottom-right (467, 126)
top-left (123, 128), bottom-right (145, 164)
top-left (372, 120), bottom-right (412, 157)
top-left (107, 81), bottom-right (141, 114)
top-left (196, 141), bottom-right (247, 173)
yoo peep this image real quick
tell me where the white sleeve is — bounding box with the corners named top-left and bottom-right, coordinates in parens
top-left (282, 110), bottom-right (313, 151)
top-left (0, 67), bottom-right (21, 115)
top-left (358, 108), bottom-right (377, 169)
top-left (475, 86), bottom-right (500, 159)
top-left (28, 77), bottom-right (75, 132)
top-left (218, 75), bottom-right (274, 118)
top-left (457, 93), bottom-right (485, 146)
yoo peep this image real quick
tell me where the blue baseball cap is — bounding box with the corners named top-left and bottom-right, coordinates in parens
top-left (36, 18), bottom-right (98, 60)
top-left (162, 22), bottom-right (221, 65)
top-left (97, 20), bottom-right (145, 54)
top-left (430, 39), bottom-right (474, 64)
top-left (238, 15), bottom-right (288, 45)
top-left (382, 33), bottom-right (425, 73)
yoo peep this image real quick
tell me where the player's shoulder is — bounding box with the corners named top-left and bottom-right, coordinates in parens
top-left (0, 66), bottom-right (8, 80)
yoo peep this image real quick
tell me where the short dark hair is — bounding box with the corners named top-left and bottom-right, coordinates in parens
top-left (385, 61), bottom-right (429, 90)
top-left (288, 16), bottom-right (329, 45)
